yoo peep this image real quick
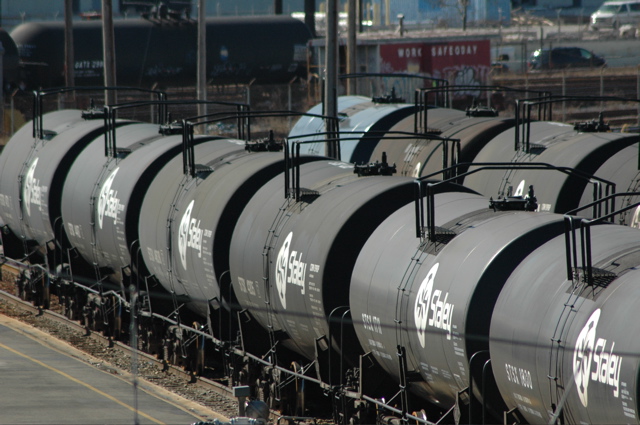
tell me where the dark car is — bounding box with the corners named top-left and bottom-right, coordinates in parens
top-left (528, 47), bottom-right (606, 70)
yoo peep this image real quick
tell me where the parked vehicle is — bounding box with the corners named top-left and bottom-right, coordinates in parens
top-left (591, 0), bottom-right (640, 30)
top-left (527, 47), bottom-right (606, 70)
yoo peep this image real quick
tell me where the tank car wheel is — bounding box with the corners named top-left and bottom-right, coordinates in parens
top-left (290, 362), bottom-right (305, 416)
top-left (42, 282), bottom-right (50, 310)
top-left (195, 344), bottom-right (205, 376)
top-left (67, 300), bottom-right (76, 321)
top-left (113, 312), bottom-right (121, 341)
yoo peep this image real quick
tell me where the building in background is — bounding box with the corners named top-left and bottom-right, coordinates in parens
top-left (2, 0), bottom-right (577, 32)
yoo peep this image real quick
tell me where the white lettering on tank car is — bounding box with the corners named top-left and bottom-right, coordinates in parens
top-left (327, 161), bottom-right (354, 169)
top-left (505, 363), bottom-right (533, 389)
top-left (573, 308), bottom-right (622, 407)
top-left (97, 168), bottom-right (123, 228)
top-left (0, 193), bottom-right (12, 208)
top-left (237, 276), bottom-right (247, 294)
top-left (67, 222), bottom-right (75, 237)
top-left (275, 232), bottom-right (308, 310)
top-left (23, 158), bottom-right (44, 216)
top-left (414, 263), bottom-right (455, 347)
top-left (178, 200), bottom-right (204, 270)
top-left (362, 313), bottom-right (383, 334)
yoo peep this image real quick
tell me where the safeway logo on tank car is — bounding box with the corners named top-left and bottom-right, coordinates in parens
top-left (573, 308), bottom-right (622, 407)
top-left (275, 232), bottom-right (308, 309)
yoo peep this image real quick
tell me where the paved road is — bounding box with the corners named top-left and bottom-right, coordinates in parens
top-left (0, 314), bottom-right (225, 425)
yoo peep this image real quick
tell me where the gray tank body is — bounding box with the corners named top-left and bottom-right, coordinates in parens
top-left (491, 224), bottom-right (640, 424)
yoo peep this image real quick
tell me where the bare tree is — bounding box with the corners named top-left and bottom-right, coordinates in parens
top-left (429, 0), bottom-right (471, 30)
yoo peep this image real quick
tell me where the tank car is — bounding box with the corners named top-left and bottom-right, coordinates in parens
top-left (287, 95), bottom-right (415, 164)
top-left (10, 15), bottom-right (312, 90)
top-left (369, 106), bottom-right (515, 178)
top-left (575, 143), bottom-right (640, 226)
top-left (349, 186), bottom-right (567, 421)
top-left (463, 121), bottom-right (639, 219)
top-left (490, 207), bottom-right (640, 423)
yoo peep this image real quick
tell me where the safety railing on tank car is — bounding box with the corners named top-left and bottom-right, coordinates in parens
top-left (103, 99), bottom-right (250, 160)
top-left (415, 85), bottom-right (553, 135)
top-left (515, 95), bottom-right (640, 153)
top-left (32, 87), bottom-right (168, 140)
top-left (414, 163), bottom-right (617, 242)
top-left (177, 109), bottom-right (341, 191)
top-left (564, 193), bottom-right (640, 286)
top-left (286, 131), bottom-right (461, 202)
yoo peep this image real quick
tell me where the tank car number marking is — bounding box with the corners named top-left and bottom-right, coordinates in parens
top-left (23, 158), bottom-right (46, 216)
top-left (75, 60), bottom-right (104, 69)
top-left (504, 363), bottom-right (533, 389)
top-left (275, 232), bottom-right (308, 309)
top-left (414, 263), bottom-right (454, 347)
top-left (362, 313), bottom-right (383, 334)
top-left (0, 194), bottom-right (12, 209)
top-left (573, 308), bottom-right (622, 407)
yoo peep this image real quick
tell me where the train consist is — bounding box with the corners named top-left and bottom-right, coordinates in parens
top-left (4, 15), bottom-right (312, 91)
top-left (1, 86), bottom-right (640, 425)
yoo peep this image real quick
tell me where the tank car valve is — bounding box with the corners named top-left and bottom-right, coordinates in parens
top-left (354, 152), bottom-right (397, 176)
top-left (489, 185), bottom-right (538, 211)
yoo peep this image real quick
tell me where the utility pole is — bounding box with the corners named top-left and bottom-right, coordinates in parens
top-left (64, 0), bottom-right (74, 89)
top-left (347, 0), bottom-right (356, 95)
top-left (102, 0), bottom-right (117, 105)
top-left (324, 0), bottom-right (338, 159)
top-left (197, 0), bottom-right (207, 118)
top-left (304, 0), bottom-right (316, 37)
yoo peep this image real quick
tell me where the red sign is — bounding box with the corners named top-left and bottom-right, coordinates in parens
top-left (380, 40), bottom-right (491, 86)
